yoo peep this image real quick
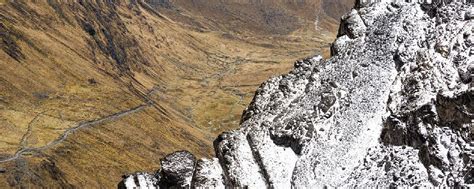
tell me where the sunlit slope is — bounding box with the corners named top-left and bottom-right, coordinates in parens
top-left (0, 0), bottom-right (353, 187)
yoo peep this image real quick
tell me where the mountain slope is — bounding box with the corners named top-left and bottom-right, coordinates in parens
top-left (0, 0), bottom-right (353, 188)
top-left (122, 1), bottom-right (474, 188)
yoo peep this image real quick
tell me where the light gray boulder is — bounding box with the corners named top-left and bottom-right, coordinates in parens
top-left (191, 158), bottom-right (225, 188)
top-left (159, 151), bottom-right (196, 188)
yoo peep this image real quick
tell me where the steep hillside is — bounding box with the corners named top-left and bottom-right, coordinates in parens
top-left (123, 1), bottom-right (474, 188)
top-left (0, 0), bottom-right (353, 188)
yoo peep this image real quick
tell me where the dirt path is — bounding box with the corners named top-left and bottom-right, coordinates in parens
top-left (18, 112), bottom-right (44, 149)
top-left (0, 104), bottom-right (148, 163)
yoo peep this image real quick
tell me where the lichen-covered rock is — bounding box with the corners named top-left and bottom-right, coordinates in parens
top-left (213, 131), bottom-right (267, 188)
top-left (121, 1), bottom-right (474, 188)
top-left (159, 151), bottom-right (196, 188)
top-left (338, 9), bottom-right (367, 39)
top-left (191, 158), bottom-right (225, 188)
top-left (119, 151), bottom-right (196, 189)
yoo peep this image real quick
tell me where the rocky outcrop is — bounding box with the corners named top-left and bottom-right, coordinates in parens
top-left (159, 151), bottom-right (196, 188)
top-left (191, 158), bottom-right (225, 188)
top-left (121, 1), bottom-right (473, 188)
top-left (120, 151), bottom-right (198, 189)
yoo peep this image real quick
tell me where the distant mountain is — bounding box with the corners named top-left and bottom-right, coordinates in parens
top-left (146, 0), bottom-right (354, 35)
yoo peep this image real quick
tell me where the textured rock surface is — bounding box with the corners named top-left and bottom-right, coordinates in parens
top-left (159, 151), bottom-right (196, 188)
top-left (191, 158), bottom-right (225, 188)
top-left (119, 173), bottom-right (159, 189)
top-left (122, 1), bottom-right (474, 188)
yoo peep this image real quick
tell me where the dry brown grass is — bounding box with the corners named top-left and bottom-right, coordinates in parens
top-left (0, 0), bottom-right (352, 187)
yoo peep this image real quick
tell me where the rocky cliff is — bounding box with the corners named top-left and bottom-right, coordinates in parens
top-left (121, 0), bottom-right (474, 188)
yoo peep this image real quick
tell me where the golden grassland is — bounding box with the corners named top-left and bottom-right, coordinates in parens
top-left (0, 0), bottom-right (347, 187)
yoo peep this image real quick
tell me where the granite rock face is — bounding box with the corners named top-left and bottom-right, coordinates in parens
top-left (159, 151), bottom-right (196, 188)
top-left (120, 151), bottom-right (197, 189)
top-left (121, 1), bottom-right (473, 188)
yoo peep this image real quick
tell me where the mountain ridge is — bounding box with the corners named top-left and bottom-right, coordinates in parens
top-left (0, 0), bottom-right (353, 187)
top-left (121, 1), bottom-right (474, 188)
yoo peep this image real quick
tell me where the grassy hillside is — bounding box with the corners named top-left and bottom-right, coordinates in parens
top-left (0, 0), bottom-right (352, 187)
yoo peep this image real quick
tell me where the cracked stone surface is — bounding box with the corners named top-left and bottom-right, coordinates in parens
top-left (121, 1), bottom-right (474, 188)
